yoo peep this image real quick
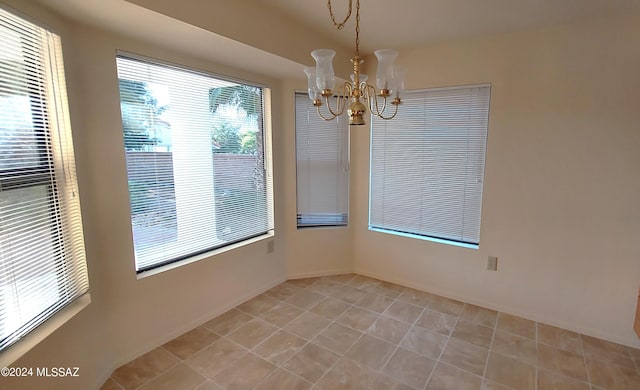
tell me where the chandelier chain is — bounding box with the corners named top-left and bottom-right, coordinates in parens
top-left (326, 0), bottom-right (352, 30)
top-left (355, 0), bottom-right (360, 56)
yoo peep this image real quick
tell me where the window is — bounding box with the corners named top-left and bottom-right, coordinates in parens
top-left (116, 55), bottom-right (274, 273)
top-left (0, 8), bottom-right (88, 359)
top-left (369, 84), bottom-right (490, 247)
top-left (295, 92), bottom-right (349, 227)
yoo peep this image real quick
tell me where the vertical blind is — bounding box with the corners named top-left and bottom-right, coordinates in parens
top-left (369, 84), bottom-right (490, 245)
top-left (116, 55), bottom-right (273, 272)
top-left (295, 92), bottom-right (349, 227)
top-left (0, 8), bottom-right (88, 352)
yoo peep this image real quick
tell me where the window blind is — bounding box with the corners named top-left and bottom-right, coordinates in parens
top-left (0, 8), bottom-right (88, 353)
top-left (116, 55), bottom-right (274, 272)
top-left (369, 84), bottom-right (490, 245)
top-left (295, 92), bottom-right (349, 227)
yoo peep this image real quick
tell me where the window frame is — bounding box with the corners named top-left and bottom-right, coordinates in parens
top-left (115, 52), bottom-right (275, 275)
top-left (294, 91), bottom-right (350, 229)
top-left (368, 83), bottom-right (491, 248)
top-left (0, 5), bottom-right (90, 366)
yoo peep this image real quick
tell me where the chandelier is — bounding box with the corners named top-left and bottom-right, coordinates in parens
top-left (304, 0), bottom-right (405, 126)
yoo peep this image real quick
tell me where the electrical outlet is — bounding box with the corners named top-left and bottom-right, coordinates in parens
top-left (487, 256), bottom-right (498, 271)
top-left (267, 240), bottom-right (274, 254)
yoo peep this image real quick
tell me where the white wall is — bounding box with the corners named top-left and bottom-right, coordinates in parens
top-left (0, 1), bottom-right (297, 389)
top-left (353, 15), bottom-right (640, 348)
top-left (2, 1), bottom-right (640, 388)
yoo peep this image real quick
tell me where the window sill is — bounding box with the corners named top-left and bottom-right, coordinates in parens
top-left (368, 227), bottom-right (479, 250)
top-left (136, 231), bottom-right (275, 280)
top-left (0, 293), bottom-right (92, 367)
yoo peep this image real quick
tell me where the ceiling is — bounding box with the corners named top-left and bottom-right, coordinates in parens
top-left (30, 0), bottom-right (640, 78)
top-left (255, 0), bottom-right (640, 54)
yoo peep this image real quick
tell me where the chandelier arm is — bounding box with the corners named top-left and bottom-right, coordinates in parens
top-left (324, 94), bottom-right (347, 117)
top-left (375, 101), bottom-right (400, 120)
top-left (316, 104), bottom-right (338, 121)
top-left (365, 84), bottom-right (388, 117)
top-left (327, 0), bottom-right (352, 30)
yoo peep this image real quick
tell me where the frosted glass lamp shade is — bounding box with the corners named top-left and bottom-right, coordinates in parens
top-left (303, 66), bottom-right (321, 101)
top-left (390, 66), bottom-right (406, 98)
top-left (311, 49), bottom-right (336, 91)
top-left (374, 49), bottom-right (398, 90)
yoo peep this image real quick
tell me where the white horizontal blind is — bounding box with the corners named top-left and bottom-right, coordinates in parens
top-left (0, 8), bottom-right (88, 352)
top-left (295, 93), bottom-right (349, 227)
top-left (116, 56), bottom-right (273, 272)
top-left (370, 85), bottom-right (490, 245)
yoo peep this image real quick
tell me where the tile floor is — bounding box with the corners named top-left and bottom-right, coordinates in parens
top-left (101, 274), bottom-right (640, 390)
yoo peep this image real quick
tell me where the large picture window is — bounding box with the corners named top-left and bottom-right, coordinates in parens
top-left (295, 92), bottom-right (349, 227)
top-left (116, 55), bottom-right (274, 273)
top-left (369, 84), bottom-right (490, 247)
top-left (0, 8), bottom-right (88, 361)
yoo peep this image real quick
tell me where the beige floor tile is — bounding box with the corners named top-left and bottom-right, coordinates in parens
top-left (382, 347), bottom-right (436, 389)
top-left (356, 293), bottom-right (395, 313)
top-left (264, 282), bottom-right (302, 301)
top-left (313, 323), bottom-right (362, 354)
top-left (582, 334), bottom-right (636, 369)
top-left (112, 347), bottom-right (179, 389)
top-left (283, 343), bottom-right (340, 383)
top-left (480, 378), bottom-right (516, 390)
top-left (213, 353), bottom-right (276, 390)
top-left (485, 352), bottom-right (535, 390)
top-left (309, 297), bottom-right (351, 320)
top-left (316, 357), bottom-right (377, 390)
top-left (452, 320), bottom-right (494, 349)
top-left (496, 313), bottom-right (536, 340)
top-left (461, 304), bottom-right (498, 329)
top-left (429, 295), bottom-right (465, 316)
top-left (397, 287), bottom-right (433, 307)
top-left (481, 379), bottom-right (513, 390)
top-left (185, 338), bottom-right (247, 379)
top-left (344, 334), bottom-right (396, 370)
top-left (537, 343), bottom-right (588, 381)
top-left (163, 327), bottom-right (220, 360)
top-left (203, 309), bottom-right (252, 336)
top-left (384, 300), bottom-right (424, 324)
top-left (100, 378), bottom-right (123, 390)
top-left (227, 318), bottom-right (278, 349)
top-left (426, 362), bottom-right (483, 390)
top-left (416, 309), bottom-right (458, 335)
top-left (348, 275), bottom-right (381, 292)
top-left (258, 302), bottom-right (304, 327)
top-left (236, 294), bottom-right (279, 316)
top-left (284, 311), bottom-right (332, 340)
top-left (537, 368), bottom-right (590, 390)
top-left (323, 273), bottom-right (358, 284)
top-left (253, 330), bottom-right (307, 365)
top-left (369, 374), bottom-right (417, 390)
top-left (367, 316), bottom-right (411, 344)
top-left (336, 306), bottom-right (380, 331)
top-left (285, 289), bottom-right (326, 310)
top-left (139, 363), bottom-right (206, 390)
top-left (537, 323), bottom-right (582, 354)
top-left (253, 368), bottom-right (311, 390)
top-left (308, 278), bottom-right (343, 295)
top-left (329, 285), bottom-right (369, 304)
top-left (440, 338), bottom-right (489, 376)
top-left (374, 281), bottom-right (406, 298)
top-left (492, 330), bottom-right (537, 364)
top-left (194, 381), bottom-right (224, 390)
top-left (585, 356), bottom-right (640, 389)
top-left (400, 325), bottom-right (449, 359)
top-left (286, 277), bottom-right (321, 288)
